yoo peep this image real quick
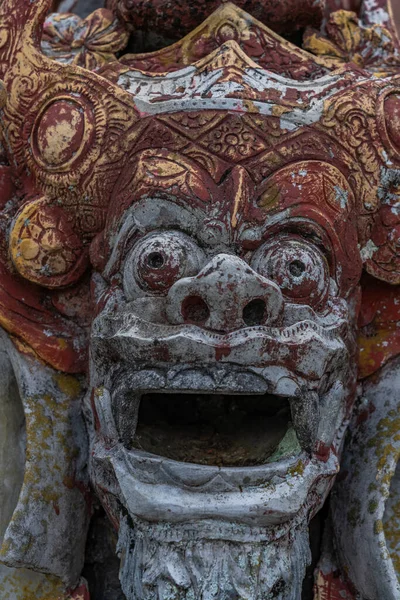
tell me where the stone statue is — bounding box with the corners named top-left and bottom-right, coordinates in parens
top-left (0, 0), bottom-right (400, 598)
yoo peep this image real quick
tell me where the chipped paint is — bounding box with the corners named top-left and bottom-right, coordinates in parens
top-left (0, 0), bottom-right (400, 598)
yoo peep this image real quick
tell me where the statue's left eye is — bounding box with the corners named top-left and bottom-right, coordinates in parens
top-left (124, 231), bottom-right (205, 297)
top-left (251, 235), bottom-right (330, 307)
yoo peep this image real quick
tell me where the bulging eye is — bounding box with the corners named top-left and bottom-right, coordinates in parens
top-left (251, 235), bottom-right (330, 307)
top-left (124, 231), bottom-right (205, 298)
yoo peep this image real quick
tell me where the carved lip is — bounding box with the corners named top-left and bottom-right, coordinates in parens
top-left (96, 313), bottom-right (345, 344)
top-left (93, 313), bottom-right (347, 380)
top-left (106, 443), bottom-right (340, 526)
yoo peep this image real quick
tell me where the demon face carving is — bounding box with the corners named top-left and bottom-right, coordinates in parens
top-left (87, 153), bottom-right (361, 599)
top-left (1, 0), bottom-right (400, 599)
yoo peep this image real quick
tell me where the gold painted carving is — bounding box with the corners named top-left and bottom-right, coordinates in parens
top-left (42, 8), bottom-right (129, 69)
top-left (304, 10), bottom-right (400, 75)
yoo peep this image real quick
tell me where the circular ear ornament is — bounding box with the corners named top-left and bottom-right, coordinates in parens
top-left (10, 198), bottom-right (88, 288)
top-left (31, 96), bottom-right (95, 172)
top-left (22, 85), bottom-right (106, 189)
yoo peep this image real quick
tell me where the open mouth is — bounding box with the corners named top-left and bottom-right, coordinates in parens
top-left (113, 367), bottom-right (322, 469)
top-left (129, 392), bottom-right (299, 467)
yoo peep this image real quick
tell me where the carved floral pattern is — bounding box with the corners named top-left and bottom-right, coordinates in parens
top-left (10, 199), bottom-right (88, 288)
top-left (41, 9), bottom-right (129, 70)
top-left (107, 0), bottom-right (325, 40)
top-left (198, 117), bottom-right (267, 162)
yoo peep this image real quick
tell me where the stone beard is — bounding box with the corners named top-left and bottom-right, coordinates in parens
top-left (117, 516), bottom-right (311, 599)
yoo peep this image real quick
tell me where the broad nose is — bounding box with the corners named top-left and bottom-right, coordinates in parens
top-left (166, 254), bottom-right (283, 332)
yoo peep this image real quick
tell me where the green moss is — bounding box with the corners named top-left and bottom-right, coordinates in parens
top-left (267, 426), bottom-right (301, 464)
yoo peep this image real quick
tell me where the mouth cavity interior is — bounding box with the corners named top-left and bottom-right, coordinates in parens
top-left (131, 392), bottom-right (295, 467)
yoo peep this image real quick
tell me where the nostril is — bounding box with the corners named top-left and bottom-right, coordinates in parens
top-left (289, 259), bottom-right (306, 277)
top-left (243, 299), bottom-right (266, 326)
top-left (147, 252), bottom-right (165, 269)
top-left (181, 295), bottom-right (210, 323)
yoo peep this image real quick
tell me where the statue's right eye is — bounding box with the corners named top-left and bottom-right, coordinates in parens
top-left (123, 231), bottom-right (205, 298)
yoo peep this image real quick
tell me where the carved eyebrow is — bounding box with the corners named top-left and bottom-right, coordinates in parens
top-left (123, 197), bottom-right (203, 233)
top-left (103, 198), bottom-right (205, 279)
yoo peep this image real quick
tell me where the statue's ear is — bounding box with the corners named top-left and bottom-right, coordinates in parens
top-left (360, 169), bottom-right (400, 284)
top-left (357, 84), bottom-right (400, 284)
